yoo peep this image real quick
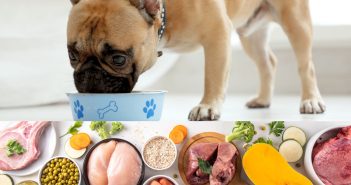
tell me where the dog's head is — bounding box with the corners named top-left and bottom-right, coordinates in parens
top-left (67, 0), bottom-right (162, 93)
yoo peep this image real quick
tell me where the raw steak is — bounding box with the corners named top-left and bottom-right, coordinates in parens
top-left (313, 126), bottom-right (351, 185)
top-left (0, 121), bottom-right (49, 171)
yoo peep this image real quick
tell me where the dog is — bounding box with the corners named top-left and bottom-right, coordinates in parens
top-left (67, 0), bottom-right (326, 121)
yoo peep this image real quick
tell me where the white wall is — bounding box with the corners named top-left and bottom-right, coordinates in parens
top-left (147, 41), bottom-right (351, 95)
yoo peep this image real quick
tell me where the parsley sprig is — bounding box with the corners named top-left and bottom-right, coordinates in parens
top-left (6, 140), bottom-right (26, 157)
top-left (60, 121), bottom-right (83, 138)
top-left (198, 158), bottom-right (212, 174)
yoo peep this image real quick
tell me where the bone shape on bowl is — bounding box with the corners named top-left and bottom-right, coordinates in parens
top-left (97, 101), bottom-right (118, 119)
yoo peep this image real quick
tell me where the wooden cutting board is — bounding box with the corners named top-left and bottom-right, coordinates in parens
top-left (178, 132), bottom-right (247, 185)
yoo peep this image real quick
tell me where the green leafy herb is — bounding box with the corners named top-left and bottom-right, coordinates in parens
top-left (253, 137), bottom-right (273, 146)
top-left (6, 140), bottom-right (26, 157)
top-left (90, 121), bottom-right (124, 140)
top-left (60, 121), bottom-right (83, 138)
top-left (198, 158), bottom-right (212, 174)
top-left (269, 121), bottom-right (285, 137)
top-left (225, 121), bottom-right (256, 143)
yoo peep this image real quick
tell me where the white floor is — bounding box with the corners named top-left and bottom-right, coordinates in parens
top-left (0, 95), bottom-right (350, 121)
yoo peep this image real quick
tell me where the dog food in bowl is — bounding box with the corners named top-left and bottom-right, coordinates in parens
top-left (142, 136), bottom-right (177, 171)
top-left (39, 157), bottom-right (80, 185)
top-left (67, 91), bottom-right (166, 121)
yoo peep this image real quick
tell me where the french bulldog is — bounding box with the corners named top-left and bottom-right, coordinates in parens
top-left (67, 0), bottom-right (326, 121)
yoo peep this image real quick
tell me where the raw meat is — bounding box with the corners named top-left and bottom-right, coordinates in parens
top-left (0, 121), bottom-right (49, 171)
top-left (88, 140), bottom-right (117, 185)
top-left (313, 126), bottom-right (351, 185)
top-left (210, 143), bottom-right (238, 185)
top-left (87, 141), bottom-right (142, 185)
top-left (186, 142), bottom-right (238, 185)
top-left (107, 142), bottom-right (142, 185)
top-left (186, 143), bottom-right (218, 185)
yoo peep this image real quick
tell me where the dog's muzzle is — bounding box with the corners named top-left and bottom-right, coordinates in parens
top-left (73, 59), bottom-right (133, 93)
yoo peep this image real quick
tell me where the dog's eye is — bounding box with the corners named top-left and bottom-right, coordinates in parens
top-left (68, 51), bottom-right (78, 61)
top-left (112, 55), bottom-right (127, 67)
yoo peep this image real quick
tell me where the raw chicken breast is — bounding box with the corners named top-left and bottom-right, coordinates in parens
top-left (88, 141), bottom-right (117, 185)
top-left (107, 142), bottom-right (142, 185)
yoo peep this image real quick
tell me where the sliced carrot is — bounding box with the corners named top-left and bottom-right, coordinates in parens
top-left (69, 137), bottom-right (82, 150)
top-left (70, 133), bottom-right (91, 150)
top-left (159, 178), bottom-right (174, 185)
top-left (169, 129), bottom-right (185, 144)
top-left (173, 125), bottom-right (188, 138)
top-left (150, 180), bottom-right (162, 185)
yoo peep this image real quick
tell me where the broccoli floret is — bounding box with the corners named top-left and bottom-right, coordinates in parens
top-left (225, 121), bottom-right (256, 143)
top-left (90, 121), bottom-right (106, 130)
top-left (90, 121), bottom-right (109, 139)
top-left (110, 122), bottom-right (124, 135)
top-left (90, 121), bottom-right (124, 139)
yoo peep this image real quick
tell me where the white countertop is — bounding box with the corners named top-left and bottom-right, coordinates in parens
top-left (0, 121), bottom-right (349, 185)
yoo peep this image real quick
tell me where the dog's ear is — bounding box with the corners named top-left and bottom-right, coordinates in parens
top-left (130, 0), bottom-right (160, 21)
top-left (70, 0), bottom-right (80, 5)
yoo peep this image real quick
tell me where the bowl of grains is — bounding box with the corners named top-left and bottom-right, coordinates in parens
top-left (142, 136), bottom-right (177, 171)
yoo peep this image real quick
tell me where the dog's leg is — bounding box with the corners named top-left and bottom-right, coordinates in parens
top-left (239, 26), bottom-right (277, 108)
top-left (275, 1), bottom-right (326, 113)
top-left (188, 19), bottom-right (232, 121)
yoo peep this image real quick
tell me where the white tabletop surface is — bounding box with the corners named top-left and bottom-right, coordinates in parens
top-left (1, 95), bottom-right (351, 121)
top-left (0, 121), bottom-right (349, 185)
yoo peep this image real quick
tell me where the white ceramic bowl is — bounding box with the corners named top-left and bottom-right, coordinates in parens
top-left (142, 136), bottom-right (177, 171)
top-left (304, 126), bottom-right (344, 185)
top-left (143, 175), bottom-right (179, 185)
top-left (38, 156), bottom-right (81, 185)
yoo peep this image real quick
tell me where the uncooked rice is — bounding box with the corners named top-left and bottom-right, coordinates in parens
top-left (143, 137), bottom-right (176, 169)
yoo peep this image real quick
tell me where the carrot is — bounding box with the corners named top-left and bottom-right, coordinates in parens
top-left (173, 125), bottom-right (188, 138)
top-left (150, 180), bottom-right (162, 185)
top-left (70, 133), bottom-right (91, 150)
top-left (169, 129), bottom-right (185, 144)
top-left (159, 178), bottom-right (174, 185)
top-left (69, 138), bottom-right (82, 150)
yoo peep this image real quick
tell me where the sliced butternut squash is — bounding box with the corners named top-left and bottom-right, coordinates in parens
top-left (243, 143), bottom-right (312, 185)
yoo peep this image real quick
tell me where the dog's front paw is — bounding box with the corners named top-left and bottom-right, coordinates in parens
top-left (188, 104), bottom-right (220, 121)
top-left (246, 97), bottom-right (270, 109)
top-left (300, 98), bottom-right (326, 114)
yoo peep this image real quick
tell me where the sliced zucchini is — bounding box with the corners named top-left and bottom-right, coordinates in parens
top-left (0, 174), bottom-right (14, 185)
top-left (282, 126), bottom-right (307, 146)
top-left (279, 139), bottom-right (303, 163)
top-left (64, 140), bottom-right (86, 159)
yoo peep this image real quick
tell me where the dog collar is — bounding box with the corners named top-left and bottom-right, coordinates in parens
top-left (158, 1), bottom-right (166, 42)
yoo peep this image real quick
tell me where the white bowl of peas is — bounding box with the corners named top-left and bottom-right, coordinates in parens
top-left (38, 156), bottom-right (81, 185)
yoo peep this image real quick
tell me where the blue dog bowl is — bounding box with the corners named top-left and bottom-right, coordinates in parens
top-left (67, 91), bottom-right (166, 121)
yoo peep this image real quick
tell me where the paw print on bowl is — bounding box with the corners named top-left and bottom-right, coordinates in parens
top-left (143, 99), bottom-right (157, 119)
top-left (74, 100), bottom-right (84, 119)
